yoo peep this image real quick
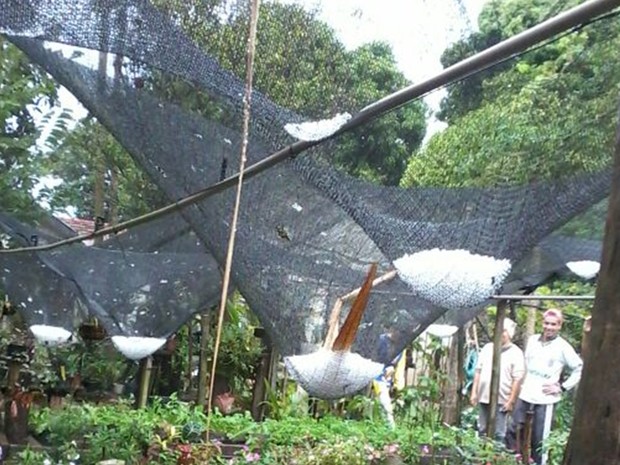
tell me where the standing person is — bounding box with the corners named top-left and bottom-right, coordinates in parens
top-left (373, 326), bottom-right (402, 428)
top-left (508, 309), bottom-right (583, 465)
top-left (470, 318), bottom-right (525, 443)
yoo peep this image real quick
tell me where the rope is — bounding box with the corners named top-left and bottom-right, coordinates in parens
top-left (205, 0), bottom-right (260, 441)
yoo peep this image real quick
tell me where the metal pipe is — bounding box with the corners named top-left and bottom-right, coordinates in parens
top-left (491, 294), bottom-right (595, 301)
top-left (347, 0), bottom-right (620, 127)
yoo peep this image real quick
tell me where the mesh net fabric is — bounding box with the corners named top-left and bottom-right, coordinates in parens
top-left (3, 34), bottom-right (443, 360)
top-left (0, 0), bottom-right (616, 371)
top-left (0, 211), bottom-right (222, 342)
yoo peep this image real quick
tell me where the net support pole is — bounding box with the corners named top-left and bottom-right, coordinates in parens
top-left (487, 299), bottom-right (507, 439)
top-left (136, 356), bottom-right (153, 409)
top-left (185, 319), bottom-right (194, 392)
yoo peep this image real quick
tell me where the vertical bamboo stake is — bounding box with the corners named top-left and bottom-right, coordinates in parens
top-left (205, 0), bottom-right (261, 441)
top-left (136, 356), bottom-right (153, 408)
top-left (197, 312), bottom-right (211, 406)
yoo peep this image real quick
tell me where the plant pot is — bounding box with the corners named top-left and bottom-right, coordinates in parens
top-left (6, 343), bottom-right (29, 359)
top-left (79, 323), bottom-right (107, 341)
top-left (4, 395), bottom-right (31, 444)
top-left (82, 379), bottom-right (103, 392)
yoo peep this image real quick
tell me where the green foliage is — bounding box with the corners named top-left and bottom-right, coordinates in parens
top-left (38, 117), bottom-right (166, 221)
top-left (30, 394), bottom-right (520, 464)
top-left (405, 0), bottom-right (618, 188)
top-left (151, 0), bottom-right (426, 185)
top-left (15, 446), bottom-right (53, 465)
top-left (394, 336), bottom-right (447, 428)
top-left (543, 428), bottom-right (570, 465)
top-left (0, 38), bottom-right (58, 215)
top-left (438, 0), bottom-right (580, 123)
top-left (559, 199), bottom-right (607, 240)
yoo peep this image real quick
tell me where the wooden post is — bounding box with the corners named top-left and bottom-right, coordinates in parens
top-left (7, 360), bottom-right (21, 388)
top-left (186, 320), bottom-right (194, 392)
top-left (580, 316), bottom-right (592, 362)
top-left (524, 307), bottom-right (537, 348)
top-left (197, 311), bottom-right (211, 406)
top-left (441, 332), bottom-right (460, 425)
top-left (136, 356), bottom-right (152, 408)
top-left (250, 329), bottom-right (277, 421)
top-left (456, 325), bottom-right (465, 427)
top-left (487, 299), bottom-right (507, 439)
top-left (523, 410), bottom-right (534, 464)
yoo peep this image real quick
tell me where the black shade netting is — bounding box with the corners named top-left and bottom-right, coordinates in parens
top-left (1, 34), bottom-right (444, 360)
top-left (1, 0), bottom-right (617, 362)
top-left (0, 211), bottom-right (223, 339)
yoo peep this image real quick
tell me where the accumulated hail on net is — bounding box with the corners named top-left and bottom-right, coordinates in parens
top-left (284, 112), bottom-right (352, 141)
top-left (111, 336), bottom-right (167, 360)
top-left (393, 249), bottom-right (512, 310)
top-left (284, 264), bottom-right (384, 399)
top-left (566, 260), bottom-right (600, 280)
top-left (29, 324), bottom-right (73, 346)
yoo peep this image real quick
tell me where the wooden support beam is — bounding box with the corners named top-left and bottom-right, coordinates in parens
top-left (487, 299), bottom-right (507, 439)
top-left (323, 270), bottom-right (397, 349)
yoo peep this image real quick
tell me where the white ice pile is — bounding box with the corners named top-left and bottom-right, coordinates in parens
top-left (111, 336), bottom-right (166, 360)
top-left (284, 113), bottom-right (351, 141)
top-left (29, 325), bottom-right (73, 346)
top-left (394, 248), bottom-right (512, 310)
top-left (284, 349), bottom-right (384, 399)
top-left (566, 260), bottom-right (600, 280)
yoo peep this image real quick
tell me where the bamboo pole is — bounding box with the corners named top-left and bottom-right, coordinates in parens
top-left (205, 0), bottom-right (261, 440)
top-left (136, 356), bottom-right (153, 408)
top-left (487, 299), bottom-right (507, 439)
top-left (185, 320), bottom-right (193, 391)
top-left (197, 312), bottom-right (211, 406)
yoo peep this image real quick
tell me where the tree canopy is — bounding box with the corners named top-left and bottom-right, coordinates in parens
top-left (0, 38), bottom-right (58, 217)
top-left (401, 0), bottom-right (618, 189)
top-left (152, 0), bottom-right (427, 185)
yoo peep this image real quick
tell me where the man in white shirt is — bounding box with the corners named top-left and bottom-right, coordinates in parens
top-left (470, 317), bottom-right (525, 443)
top-left (507, 309), bottom-right (583, 465)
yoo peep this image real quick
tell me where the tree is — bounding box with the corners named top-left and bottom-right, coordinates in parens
top-left (38, 117), bottom-right (166, 220)
top-left (401, 9), bottom-right (619, 187)
top-left (562, 107), bottom-right (620, 465)
top-left (437, 0), bottom-right (580, 123)
top-left (151, 0), bottom-right (427, 185)
top-left (0, 38), bottom-right (58, 216)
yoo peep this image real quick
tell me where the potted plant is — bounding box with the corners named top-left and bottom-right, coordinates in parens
top-left (78, 319), bottom-right (107, 341)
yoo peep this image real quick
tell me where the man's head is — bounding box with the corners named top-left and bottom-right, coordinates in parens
top-left (502, 318), bottom-right (517, 345)
top-left (542, 308), bottom-right (563, 341)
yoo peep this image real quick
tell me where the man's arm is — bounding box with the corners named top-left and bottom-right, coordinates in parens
top-left (470, 369), bottom-right (481, 406)
top-left (561, 341), bottom-right (583, 391)
top-left (504, 351), bottom-right (525, 411)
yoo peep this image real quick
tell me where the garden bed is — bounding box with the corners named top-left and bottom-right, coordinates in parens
top-left (0, 395), bottom-right (517, 465)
